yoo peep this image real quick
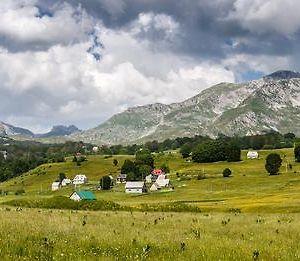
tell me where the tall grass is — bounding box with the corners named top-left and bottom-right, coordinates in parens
top-left (0, 209), bottom-right (300, 260)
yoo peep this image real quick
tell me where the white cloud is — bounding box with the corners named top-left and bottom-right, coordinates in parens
top-left (229, 0), bottom-right (300, 36)
top-left (0, 3), bottom-right (236, 132)
top-left (0, 1), bottom-right (93, 49)
top-left (132, 12), bottom-right (179, 37)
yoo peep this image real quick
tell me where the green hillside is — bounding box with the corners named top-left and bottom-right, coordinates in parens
top-left (1, 148), bottom-right (300, 212)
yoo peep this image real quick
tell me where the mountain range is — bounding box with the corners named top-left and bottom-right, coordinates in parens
top-left (2, 70), bottom-right (300, 145)
top-left (70, 70), bottom-right (300, 144)
top-left (0, 123), bottom-right (80, 138)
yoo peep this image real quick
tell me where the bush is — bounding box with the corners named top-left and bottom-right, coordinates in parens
top-left (15, 189), bottom-right (25, 195)
top-left (100, 175), bottom-right (112, 190)
top-left (265, 153), bottom-right (282, 175)
top-left (294, 143), bottom-right (300, 162)
top-left (222, 168), bottom-right (232, 177)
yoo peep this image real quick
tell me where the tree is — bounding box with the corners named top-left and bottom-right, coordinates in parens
top-left (121, 159), bottom-right (136, 174)
top-left (100, 175), bottom-right (112, 190)
top-left (226, 142), bottom-right (241, 162)
top-left (192, 140), bottom-right (227, 163)
top-left (180, 143), bottom-right (192, 158)
top-left (136, 164), bottom-right (152, 180)
top-left (58, 172), bottom-right (66, 182)
top-left (222, 168), bottom-right (232, 177)
top-left (294, 143), bottom-right (300, 162)
top-left (113, 159), bottom-right (118, 167)
top-left (265, 153), bottom-right (282, 175)
top-left (160, 163), bottom-right (170, 173)
top-left (135, 149), bottom-right (154, 168)
top-left (284, 133), bottom-right (296, 140)
top-left (126, 172), bottom-right (136, 181)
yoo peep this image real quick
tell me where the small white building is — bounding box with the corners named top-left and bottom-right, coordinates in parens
top-left (52, 182), bottom-right (61, 191)
top-left (61, 178), bottom-right (72, 186)
top-left (73, 175), bottom-right (88, 185)
top-left (145, 174), bottom-right (152, 184)
top-left (125, 181), bottom-right (147, 194)
top-left (0, 151), bottom-right (7, 160)
top-left (92, 146), bottom-right (99, 153)
top-left (156, 178), bottom-right (170, 187)
top-left (247, 151), bottom-right (259, 159)
top-left (116, 174), bottom-right (127, 184)
top-left (150, 182), bottom-right (161, 191)
top-left (69, 191), bottom-right (96, 201)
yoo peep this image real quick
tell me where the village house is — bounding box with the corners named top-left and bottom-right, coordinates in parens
top-left (61, 178), bottom-right (72, 186)
top-left (73, 174), bottom-right (88, 185)
top-left (151, 169), bottom-right (165, 176)
top-left (51, 182), bottom-right (61, 191)
top-left (150, 182), bottom-right (161, 191)
top-left (155, 174), bottom-right (170, 187)
top-left (92, 146), bottom-right (99, 153)
top-left (156, 178), bottom-right (170, 187)
top-left (247, 151), bottom-right (259, 159)
top-left (116, 174), bottom-right (127, 184)
top-left (125, 181), bottom-right (147, 194)
top-left (145, 174), bottom-right (152, 183)
top-left (0, 150), bottom-right (7, 160)
top-left (69, 191), bottom-right (96, 201)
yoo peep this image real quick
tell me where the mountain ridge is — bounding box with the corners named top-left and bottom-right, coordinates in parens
top-left (71, 70), bottom-right (300, 145)
top-left (3, 70), bottom-right (300, 145)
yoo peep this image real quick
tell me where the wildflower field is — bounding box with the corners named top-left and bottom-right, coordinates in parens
top-left (0, 208), bottom-right (300, 260)
top-left (1, 148), bottom-right (300, 259)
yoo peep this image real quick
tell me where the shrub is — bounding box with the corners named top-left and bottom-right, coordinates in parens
top-left (294, 143), bottom-right (300, 162)
top-left (15, 189), bottom-right (25, 195)
top-left (265, 153), bottom-right (282, 175)
top-left (100, 175), bottom-right (112, 190)
top-left (222, 168), bottom-right (232, 177)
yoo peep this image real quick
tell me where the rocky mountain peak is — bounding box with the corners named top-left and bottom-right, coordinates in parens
top-left (263, 70), bottom-right (300, 81)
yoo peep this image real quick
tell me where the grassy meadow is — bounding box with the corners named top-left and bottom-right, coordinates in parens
top-left (1, 148), bottom-right (300, 259)
top-left (1, 208), bottom-right (300, 260)
top-left (1, 148), bottom-right (300, 212)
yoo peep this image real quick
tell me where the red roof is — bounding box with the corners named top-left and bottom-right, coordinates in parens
top-left (151, 169), bottom-right (164, 175)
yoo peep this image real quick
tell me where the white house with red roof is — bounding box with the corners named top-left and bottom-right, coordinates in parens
top-left (151, 169), bottom-right (164, 176)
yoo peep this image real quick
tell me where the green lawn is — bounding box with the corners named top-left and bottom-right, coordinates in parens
top-left (1, 148), bottom-right (300, 212)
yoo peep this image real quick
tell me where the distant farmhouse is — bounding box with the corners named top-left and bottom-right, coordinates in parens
top-left (52, 182), bottom-right (61, 191)
top-left (52, 177), bottom-right (72, 191)
top-left (116, 174), bottom-right (127, 184)
top-left (151, 169), bottom-right (165, 176)
top-left (156, 174), bottom-right (170, 187)
top-left (0, 150), bottom-right (7, 160)
top-left (92, 146), bottom-right (99, 153)
top-left (61, 178), bottom-right (72, 186)
top-left (247, 151), bottom-right (259, 159)
top-left (125, 181), bottom-right (147, 194)
top-left (150, 182), bottom-right (161, 191)
top-left (73, 175), bottom-right (88, 185)
top-left (69, 191), bottom-right (96, 201)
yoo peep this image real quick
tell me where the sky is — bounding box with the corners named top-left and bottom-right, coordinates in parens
top-left (1, 0), bottom-right (300, 133)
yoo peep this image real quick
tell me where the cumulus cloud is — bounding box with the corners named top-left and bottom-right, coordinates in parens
top-left (0, 6), bottom-right (234, 132)
top-left (0, 0), bottom-right (94, 51)
top-left (1, 0), bottom-right (300, 133)
top-left (228, 0), bottom-right (300, 36)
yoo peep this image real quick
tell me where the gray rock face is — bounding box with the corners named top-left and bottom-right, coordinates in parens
top-left (0, 122), bottom-right (34, 136)
top-left (36, 125), bottom-right (80, 138)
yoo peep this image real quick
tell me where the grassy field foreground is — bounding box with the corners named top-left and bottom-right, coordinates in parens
top-left (0, 208), bottom-right (299, 260)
